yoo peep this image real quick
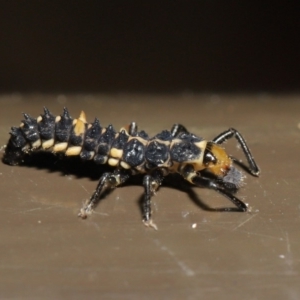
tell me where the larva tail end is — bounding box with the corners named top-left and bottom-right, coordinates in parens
top-left (2, 142), bottom-right (25, 166)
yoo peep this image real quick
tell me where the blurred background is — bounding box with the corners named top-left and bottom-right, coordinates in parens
top-left (0, 1), bottom-right (299, 94)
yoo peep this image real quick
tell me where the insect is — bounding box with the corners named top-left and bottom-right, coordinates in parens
top-left (2, 107), bottom-right (260, 229)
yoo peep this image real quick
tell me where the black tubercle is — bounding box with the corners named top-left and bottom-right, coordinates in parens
top-left (170, 132), bottom-right (202, 163)
top-left (69, 122), bottom-right (86, 146)
top-left (123, 139), bottom-right (145, 167)
top-left (111, 130), bottom-right (129, 149)
top-left (80, 118), bottom-right (102, 160)
top-left (2, 141), bottom-right (25, 165)
top-left (132, 130), bottom-right (149, 140)
top-left (2, 127), bottom-right (27, 165)
top-left (137, 130), bottom-right (149, 140)
top-left (154, 130), bottom-right (173, 141)
top-left (177, 132), bottom-right (202, 143)
top-left (145, 140), bottom-right (169, 167)
top-left (82, 118), bottom-right (102, 151)
top-left (38, 107), bottom-right (56, 140)
top-left (9, 127), bottom-right (27, 148)
top-left (98, 124), bottom-right (116, 145)
top-left (170, 140), bottom-right (201, 162)
top-left (55, 108), bottom-right (73, 142)
top-left (93, 124), bottom-right (116, 164)
top-left (21, 113), bottom-right (40, 143)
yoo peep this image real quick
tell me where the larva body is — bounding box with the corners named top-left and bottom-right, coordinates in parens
top-left (3, 107), bottom-right (260, 229)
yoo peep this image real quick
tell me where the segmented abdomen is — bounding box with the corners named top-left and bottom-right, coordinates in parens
top-left (3, 107), bottom-right (204, 173)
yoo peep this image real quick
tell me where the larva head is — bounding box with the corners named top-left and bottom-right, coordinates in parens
top-left (203, 142), bottom-right (231, 176)
top-left (203, 142), bottom-right (244, 188)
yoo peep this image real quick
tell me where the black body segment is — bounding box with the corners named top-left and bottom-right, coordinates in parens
top-left (98, 124), bottom-right (116, 145)
top-left (111, 130), bottom-right (129, 150)
top-left (145, 140), bottom-right (169, 167)
top-left (9, 127), bottom-right (27, 148)
top-left (170, 140), bottom-right (201, 162)
top-left (83, 118), bottom-right (102, 150)
top-left (155, 130), bottom-right (173, 141)
top-left (2, 108), bottom-right (260, 229)
top-left (38, 107), bottom-right (56, 141)
top-left (2, 127), bottom-right (27, 165)
top-left (20, 114), bottom-right (40, 144)
top-left (55, 108), bottom-right (73, 143)
top-left (123, 139), bottom-right (145, 167)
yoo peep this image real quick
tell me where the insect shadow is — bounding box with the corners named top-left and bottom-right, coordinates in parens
top-left (15, 151), bottom-right (250, 214)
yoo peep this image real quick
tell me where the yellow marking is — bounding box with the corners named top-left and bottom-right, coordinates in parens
top-left (74, 118), bottom-right (86, 136)
top-left (127, 136), bottom-right (148, 146)
top-left (42, 138), bottom-right (55, 149)
top-left (157, 158), bottom-right (171, 168)
top-left (120, 161), bottom-right (131, 169)
top-left (55, 116), bottom-right (61, 123)
top-left (134, 164), bottom-right (147, 174)
top-left (20, 122), bottom-right (24, 128)
top-left (170, 138), bottom-right (182, 145)
top-left (66, 146), bottom-right (82, 156)
top-left (110, 148), bottom-right (123, 159)
top-left (119, 126), bottom-right (129, 134)
top-left (208, 144), bottom-right (232, 176)
top-left (108, 158), bottom-right (119, 167)
top-left (37, 116), bottom-right (42, 123)
top-left (194, 140), bottom-right (207, 150)
top-left (32, 139), bottom-right (41, 148)
top-left (153, 139), bottom-right (171, 147)
top-left (191, 140), bottom-right (207, 171)
top-left (78, 110), bottom-right (87, 123)
top-left (53, 142), bottom-right (68, 152)
top-left (87, 123), bottom-right (92, 129)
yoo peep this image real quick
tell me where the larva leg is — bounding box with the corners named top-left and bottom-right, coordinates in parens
top-left (191, 175), bottom-right (247, 212)
top-left (142, 169), bottom-right (165, 230)
top-left (78, 169), bottom-right (130, 218)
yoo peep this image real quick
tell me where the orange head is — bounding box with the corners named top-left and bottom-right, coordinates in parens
top-left (203, 142), bottom-right (245, 188)
top-left (203, 142), bottom-right (232, 177)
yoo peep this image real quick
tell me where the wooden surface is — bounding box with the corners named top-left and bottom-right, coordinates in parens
top-left (0, 94), bottom-right (299, 299)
